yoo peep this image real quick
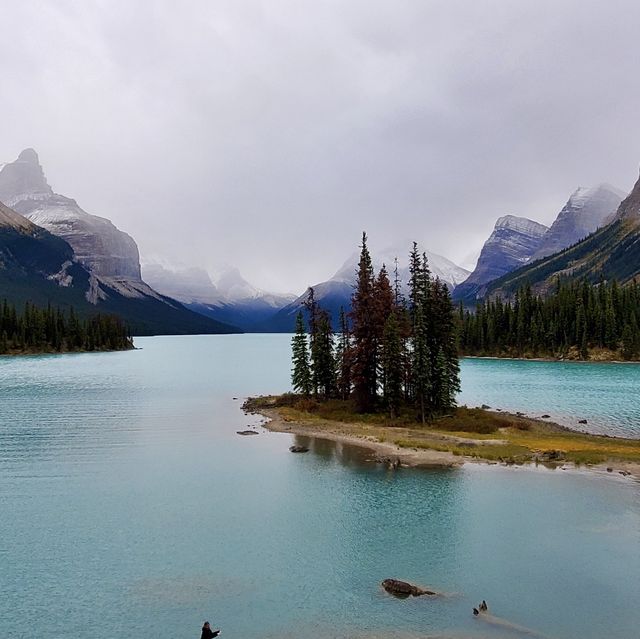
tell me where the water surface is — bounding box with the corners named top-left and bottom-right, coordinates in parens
top-left (1, 335), bottom-right (638, 639)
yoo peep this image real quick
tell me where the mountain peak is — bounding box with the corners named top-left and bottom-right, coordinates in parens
top-left (532, 183), bottom-right (625, 260)
top-left (0, 148), bottom-right (52, 205)
top-left (17, 148), bottom-right (40, 164)
top-left (494, 215), bottom-right (548, 236)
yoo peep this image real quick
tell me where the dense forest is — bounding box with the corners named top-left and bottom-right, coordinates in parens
top-left (459, 279), bottom-right (640, 360)
top-left (291, 234), bottom-right (460, 422)
top-left (0, 300), bottom-right (133, 354)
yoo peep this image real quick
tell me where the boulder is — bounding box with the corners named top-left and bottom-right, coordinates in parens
top-left (381, 579), bottom-right (436, 598)
top-left (541, 414), bottom-right (551, 419)
top-left (236, 430), bottom-right (259, 436)
top-left (578, 419), bottom-right (588, 424)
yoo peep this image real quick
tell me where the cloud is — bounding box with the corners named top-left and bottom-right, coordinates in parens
top-left (2, 0), bottom-right (639, 293)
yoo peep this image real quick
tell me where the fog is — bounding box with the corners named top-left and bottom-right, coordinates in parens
top-left (2, 1), bottom-right (639, 293)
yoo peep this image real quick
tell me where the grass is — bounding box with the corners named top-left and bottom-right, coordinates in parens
top-left (245, 395), bottom-right (640, 468)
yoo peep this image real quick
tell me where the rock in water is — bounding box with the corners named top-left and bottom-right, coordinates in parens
top-left (381, 579), bottom-right (436, 598)
top-left (289, 445), bottom-right (309, 453)
top-left (236, 430), bottom-right (259, 436)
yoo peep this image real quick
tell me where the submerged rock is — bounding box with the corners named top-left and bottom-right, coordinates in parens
top-left (578, 419), bottom-right (588, 424)
top-left (289, 445), bottom-right (309, 453)
top-left (381, 578), bottom-right (436, 598)
top-left (237, 430), bottom-right (259, 436)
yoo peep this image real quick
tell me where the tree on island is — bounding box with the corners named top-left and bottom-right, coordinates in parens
top-left (291, 311), bottom-right (312, 396)
top-left (289, 233), bottom-right (462, 423)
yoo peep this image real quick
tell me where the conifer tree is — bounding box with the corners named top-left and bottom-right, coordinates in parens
top-left (335, 307), bottom-right (353, 400)
top-left (291, 312), bottom-right (312, 396)
top-left (381, 312), bottom-right (403, 418)
top-left (350, 232), bottom-right (377, 412)
top-left (311, 309), bottom-right (336, 398)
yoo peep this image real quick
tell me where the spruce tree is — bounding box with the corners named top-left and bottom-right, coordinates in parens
top-left (335, 307), bottom-right (353, 400)
top-left (350, 232), bottom-right (377, 412)
top-left (311, 309), bottom-right (336, 398)
top-left (291, 312), bottom-right (312, 396)
top-left (381, 312), bottom-right (403, 418)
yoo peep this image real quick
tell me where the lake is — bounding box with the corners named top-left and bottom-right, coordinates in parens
top-left (1, 334), bottom-right (638, 639)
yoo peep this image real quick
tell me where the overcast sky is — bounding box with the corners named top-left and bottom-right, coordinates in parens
top-left (2, 1), bottom-right (640, 293)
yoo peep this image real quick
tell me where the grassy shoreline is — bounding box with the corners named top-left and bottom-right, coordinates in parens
top-left (243, 395), bottom-right (640, 479)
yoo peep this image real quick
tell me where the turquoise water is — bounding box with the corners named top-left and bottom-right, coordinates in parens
top-left (459, 357), bottom-right (640, 437)
top-left (0, 335), bottom-right (638, 639)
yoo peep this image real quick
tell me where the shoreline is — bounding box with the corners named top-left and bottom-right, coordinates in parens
top-left (246, 403), bottom-right (640, 481)
top-left (462, 355), bottom-right (640, 365)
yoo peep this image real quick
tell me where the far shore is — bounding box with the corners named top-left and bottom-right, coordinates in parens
top-left (463, 355), bottom-right (640, 365)
top-left (243, 397), bottom-right (640, 481)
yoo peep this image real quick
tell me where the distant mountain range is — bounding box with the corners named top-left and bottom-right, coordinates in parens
top-left (479, 171), bottom-right (640, 299)
top-left (142, 262), bottom-right (295, 331)
top-left (453, 183), bottom-right (625, 305)
top-left (4, 146), bottom-right (639, 335)
top-left (0, 150), bottom-right (238, 335)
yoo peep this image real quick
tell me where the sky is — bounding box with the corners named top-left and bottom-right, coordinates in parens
top-left (2, 0), bottom-right (640, 294)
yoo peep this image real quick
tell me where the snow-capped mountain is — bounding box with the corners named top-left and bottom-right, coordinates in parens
top-left (453, 215), bottom-right (549, 303)
top-left (0, 149), bottom-right (143, 284)
top-left (142, 261), bottom-right (295, 330)
top-left (532, 184), bottom-right (625, 260)
top-left (331, 245), bottom-right (470, 290)
top-left (0, 149), bottom-right (238, 334)
top-left (484, 169), bottom-right (640, 299)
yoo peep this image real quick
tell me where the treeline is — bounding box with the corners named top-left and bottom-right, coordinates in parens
top-left (0, 300), bottom-right (134, 354)
top-left (291, 234), bottom-right (460, 422)
top-left (459, 279), bottom-right (640, 360)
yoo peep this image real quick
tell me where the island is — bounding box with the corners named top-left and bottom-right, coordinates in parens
top-left (244, 395), bottom-right (640, 478)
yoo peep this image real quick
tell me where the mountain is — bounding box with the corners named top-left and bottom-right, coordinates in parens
top-left (259, 245), bottom-right (470, 332)
top-left (0, 149), bottom-right (141, 282)
top-left (142, 262), bottom-right (295, 331)
top-left (0, 152), bottom-right (239, 335)
top-left (531, 184), bottom-right (625, 260)
top-left (453, 216), bottom-right (549, 304)
top-left (483, 170), bottom-right (640, 299)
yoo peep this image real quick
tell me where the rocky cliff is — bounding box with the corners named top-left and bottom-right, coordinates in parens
top-left (0, 149), bottom-right (142, 282)
top-left (453, 216), bottom-right (548, 303)
top-left (532, 184), bottom-right (625, 260)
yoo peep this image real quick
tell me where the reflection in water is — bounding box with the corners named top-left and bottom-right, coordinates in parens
top-left (291, 434), bottom-right (377, 467)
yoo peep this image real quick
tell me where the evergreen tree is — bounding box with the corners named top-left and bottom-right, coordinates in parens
top-left (335, 307), bottom-right (353, 400)
top-left (291, 312), bottom-right (312, 396)
top-left (311, 309), bottom-right (336, 398)
top-left (350, 232), bottom-right (377, 412)
top-left (381, 312), bottom-right (403, 418)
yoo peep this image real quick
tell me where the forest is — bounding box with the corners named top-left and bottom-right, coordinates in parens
top-left (458, 279), bottom-right (640, 360)
top-left (0, 300), bottom-right (133, 354)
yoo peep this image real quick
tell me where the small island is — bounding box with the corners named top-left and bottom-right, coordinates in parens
top-left (244, 395), bottom-right (640, 477)
top-left (247, 234), bottom-right (640, 479)
top-left (0, 300), bottom-right (134, 355)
